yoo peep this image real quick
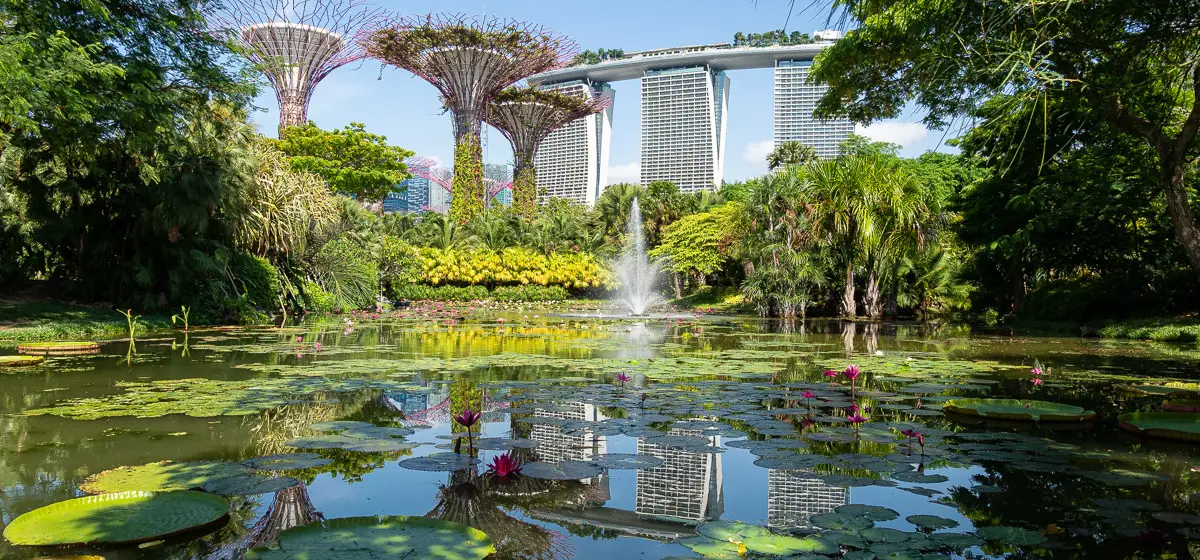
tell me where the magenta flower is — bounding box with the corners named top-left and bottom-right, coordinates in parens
top-left (848, 413), bottom-right (868, 425)
top-left (454, 409), bottom-right (481, 429)
top-left (849, 402), bottom-right (860, 413)
top-left (823, 370), bottom-right (839, 379)
top-left (314, 342), bottom-right (322, 351)
top-left (487, 451), bottom-right (523, 479)
top-left (1031, 367), bottom-right (1043, 376)
top-left (615, 373), bottom-right (631, 385)
top-left (843, 365), bottom-right (861, 382)
top-left (917, 434), bottom-right (926, 453)
top-left (900, 428), bottom-right (920, 438)
top-left (295, 336), bottom-right (302, 343)
top-left (1032, 377), bottom-right (1044, 386)
top-left (801, 390), bottom-right (816, 400)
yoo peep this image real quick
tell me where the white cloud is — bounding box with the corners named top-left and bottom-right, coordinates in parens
top-left (741, 140), bottom-right (775, 165)
top-left (854, 121), bottom-right (929, 148)
top-left (607, 162), bottom-right (641, 185)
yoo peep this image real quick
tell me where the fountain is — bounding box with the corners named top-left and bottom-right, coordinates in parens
top-left (614, 198), bottom-right (662, 315)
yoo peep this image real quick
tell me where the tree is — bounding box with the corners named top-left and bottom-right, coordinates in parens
top-left (0, 0), bottom-right (255, 306)
top-left (273, 122), bottom-right (412, 206)
top-left (811, 0), bottom-right (1200, 280)
top-left (766, 141), bottom-right (817, 170)
top-left (648, 203), bottom-right (739, 291)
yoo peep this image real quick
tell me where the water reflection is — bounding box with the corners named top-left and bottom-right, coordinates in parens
top-left (636, 429), bottom-right (723, 523)
top-left (767, 470), bottom-right (848, 532)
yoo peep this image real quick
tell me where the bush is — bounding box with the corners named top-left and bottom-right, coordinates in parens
top-left (379, 235), bottom-right (423, 290)
top-left (490, 285), bottom-right (569, 302)
top-left (311, 236), bottom-right (379, 311)
top-left (231, 253), bottom-right (281, 309)
top-left (391, 284), bottom-right (489, 302)
top-left (300, 280), bottom-right (335, 313)
top-left (417, 247), bottom-right (613, 290)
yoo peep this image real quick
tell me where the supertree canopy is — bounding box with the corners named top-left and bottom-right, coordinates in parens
top-left (362, 14), bottom-right (576, 223)
top-left (211, 0), bottom-right (382, 134)
top-left (486, 87), bottom-right (610, 219)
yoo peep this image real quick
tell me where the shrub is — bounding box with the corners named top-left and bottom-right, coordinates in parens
top-left (391, 284), bottom-right (489, 302)
top-left (379, 235), bottom-right (423, 289)
top-left (300, 280), bottom-right (335, 313)
top-left (311, 236), bottom-right (379, 311)
top-left (491, 285), bottom-right (569, 302)
top-left (231, 253), bottom-right (281, 309)
top-left (417, 247), bottom-right (613, 290)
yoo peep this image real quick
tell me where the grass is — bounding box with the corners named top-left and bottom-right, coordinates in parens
top-left (0, 301), bottom-right (174, 343)
top-left (1088, 315), bottom-right (1200, 343)
top-left (669, 286), bottom-right (751, 314)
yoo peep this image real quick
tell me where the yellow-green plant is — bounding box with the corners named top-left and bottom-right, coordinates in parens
top-left (117, 308), bottom-right (141, 342)
top-left (414, 247), bottom-right (614, 289)
top-left (171, 305), bottom-right (191, 332)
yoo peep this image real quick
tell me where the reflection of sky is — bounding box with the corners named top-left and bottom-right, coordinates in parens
top-left (609, 322), bottom-right (666, 360)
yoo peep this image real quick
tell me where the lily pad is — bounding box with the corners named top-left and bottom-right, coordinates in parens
top-left (80, 461), bottom-right (251, 494)
top-left (243, 515), bottom-right (494, 559)
top-left (242, 453), bottom-right (333, 471)
top-left (906, 515), bottom-right (959, 531)
top-left (591, 453), bottom-right (666, 470)
top-left (200, 474), bottom-right (299, 496)
top-left (1118, 412), bottom-right (1200, 442)
top-left (0, 355), bottom-right (45, 367)
top-left (520, 461), bottom-right (604, 480)
top-left (942, 399), bottom-right (1095, 422)
top-left (17, 342), bottom-right (101, 356)
top-left (835, 504), bottom-right (900, 521)
top-left (695, 520), bottom-right (837, 555)
top-left (397, 453), bottom-right (479, 472)
top-left (2, 491), bottom-right (228, 546)
top-left (811, 512), bottom-right (875, 531)
top-left (976, 525), bottom-right (1047, 546)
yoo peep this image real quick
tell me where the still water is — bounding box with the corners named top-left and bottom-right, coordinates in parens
top-left (2, 307), bottom-right (1199, 559)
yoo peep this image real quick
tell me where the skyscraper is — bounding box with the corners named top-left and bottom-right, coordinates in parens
top-left (533, 80), bottom-right (614, 205)
top-left (635, 428), bottom-right (723, 522)
top-left (641, 67), bottom-right (729, 192)
top-left (773, 59), bottom-right (854, 159)
top-left (767, 469), bottom-right (848, 531)
top-left (386, 164), bottom-right (431, 213)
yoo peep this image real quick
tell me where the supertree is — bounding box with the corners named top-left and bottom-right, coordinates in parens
top-left (362, 14), bottom-right (577, 223)
top-left (210, 0), bottom-right (382, 135)
top-left (485, 87), bottom-right (610, 218)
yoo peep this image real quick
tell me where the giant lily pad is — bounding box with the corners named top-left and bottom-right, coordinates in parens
top-left (976, 525), bottom-right (1046, 546)
top-left (591, 453), bottom-right (665, 470)
top-left (3, 491), bottom-right (228, 546)
top-left (0, 355), bottom-right (44, 368)
top-left (201, 474), bottom-right (299, 496)
top-left (243, 515), bottom-right (494, 559)
top-left (520, 461), bottom-right (604, 480)
top-left (397, 453), bottom-right (479, 472)
top-left (17, 342), bottom-right (100, 356)
top-left (942, 399), bottom-right (1095, 422)
top-left (80, 461), bottom-right (252, 494)
top-left (695, 521), bottom-right (837, 555)
top-left (1118, 412), bottom-right (1200, 442)
top-left (242, 453), bottom-right (333, 471)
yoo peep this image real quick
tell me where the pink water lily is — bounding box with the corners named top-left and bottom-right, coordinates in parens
top-left (900, 428), bottom-right (920, 438)
top-left (615, 373), bottom-right (631, 385)
top-left (823, 370), bottom-right (839, 379)
top-left (843, 365), bottom-right (861, 382)
top-left (1032, 377), bottom-right (1044, 386)
top-left (917, 434), bottom-right (926, 454)
top-left (454, 409), bottom-right (481, 429)
top-left (314, 342), bottom-right (322, 351)
top-left (848, 413), bottom-right (868, 425)
top-left (1031, 367), bottom-right (1043, 376)
top-left (801, 390), bottom-right (816, 400)
top-left (295, 336), bottom-right (302, 343)
top-left (487, 451), bottom-right (523, 479)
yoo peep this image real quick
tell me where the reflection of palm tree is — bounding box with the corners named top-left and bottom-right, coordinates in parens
top-left (426, 470), bottom-right (570, 560)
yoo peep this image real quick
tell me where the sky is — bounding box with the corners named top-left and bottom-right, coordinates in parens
top-left (246, 0), bottom-right (952, 184)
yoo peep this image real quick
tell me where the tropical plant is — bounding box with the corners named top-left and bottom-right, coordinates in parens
top-left (766, 141), bottom-right (817, 171)
top-left (648, 203), bottom-right (740, 292)
top-left (273, 122), bottom-right (413, 206)
top-left (236, 141), bottom-right (339, 258)
top-left (310, 237), bottom-right (379, 311)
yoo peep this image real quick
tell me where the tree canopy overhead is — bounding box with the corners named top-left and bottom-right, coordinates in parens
top-left (810, 0), bottom-right (1200, 278)
top-left (273, 122), bottom-right (413, 206)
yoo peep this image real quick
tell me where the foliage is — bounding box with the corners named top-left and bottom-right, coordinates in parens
top-left (415, 247), bottom-right (613, 290)
top-left (299, 280), bottom-right (336, 313)
top-left (766, 141), bottom-right (816, 170)
top-left (0, 301), bottom-right (172, 342)
top-left (311, 237), bottom-right (380, 312)
top-left (811, 0), bottom-right (1200, 279)
top-left (648, 203), bottom-right (739, 278)
top-left (273, 122), bottom-right (412, 205)
top-left (490, 285), bottom-right (570, 302)
top-left (570, 48), bottom-right (625, 66)
top-left (231, 253), bottom-right (282, 310)
top-left (379, 235), bottom-right (423, 292)
top-left (234, 140), bottom-right (338, 258)
top-left (733, 30), bottom-right (812, 47)
top-left (451, 133), bottom-right (485, 224)
top-left (391, 284), bottom-right (489, 302)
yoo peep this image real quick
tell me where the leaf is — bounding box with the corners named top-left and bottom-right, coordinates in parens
top-left (244, 516), bottom-right (494, 559)
top-left (2, 491), bottom-right (228, 546)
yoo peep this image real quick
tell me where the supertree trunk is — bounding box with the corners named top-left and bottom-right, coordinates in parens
top-left (452, 131), bottom-right (485, 224)
top-left (278, 93), bottom-right (308, 135)
top-left (513, 156), bottom-right (538, 219)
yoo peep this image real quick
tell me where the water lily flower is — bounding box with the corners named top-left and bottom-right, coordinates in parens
top-left (801, 390), bottom-right (816, 400)
top-left (498, 317), bottom-right (506, 323)
top-left (843, 365), bottom-right (861, 382)
top-left (454, 409), bottom-right (481, 429)
top-left (487, 451), bottom-right (523, 479)
top-left (314, 342), bottom-right (322, 351)
top-left (615, 373), bottom-right (632, 385)
top-left (900, 428), bottom-right (919, 438)
top-left (917, 434), bottom-right (926, 453)
top-left (295, 352), bottom-right (302, 358)
top-left (849, 402), bottom-right (860, 413)
top-left (848, 413), bottom-right (868, 425)
top-left (1031, 367), bottom-right (1043, 376)
top-left (823, 370), bottom-right (839, 379)
top-left (371, 314), bottom-right (378, 319)
top-left (1032, 377), bottom-right (1044, 386)
top-left (295, 336), bottom-right (302, 343)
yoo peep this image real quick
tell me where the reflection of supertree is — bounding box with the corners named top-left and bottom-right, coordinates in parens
top-left (362, 14), bottom-right (576, 223)
top-left (426, 470), bottom-right (571, 560)
top-left (211, 0), bottom-right (383, 134)
top-left (206, 484), bottom-right (323, 560)
top-left (485, 87), bottom-right (610, 218)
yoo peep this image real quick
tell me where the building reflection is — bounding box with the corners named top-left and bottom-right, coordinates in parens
top-left (767, 469), bottom-right (848, 531)
top-left (635, 427), bottom-right (723, 523)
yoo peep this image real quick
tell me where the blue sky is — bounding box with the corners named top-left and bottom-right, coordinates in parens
top-left (247, 0), bottom-right (950, 183)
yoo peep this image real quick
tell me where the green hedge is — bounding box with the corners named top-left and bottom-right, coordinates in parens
top-left (231, 253), bottom-right (281, 309)
top-left (301, 280), bottom-right (335, 313)
top-left (390, 284), bottom-right (569, 302)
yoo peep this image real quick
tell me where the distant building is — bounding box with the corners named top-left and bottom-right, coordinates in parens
top-left (767, 469), bottom-right (848, 531)
top-left (533, 80), bottom-right (614, 205)
top-left (640, 67), bottom-right (729, 193)
top-left (773, 59), bottom-right (854, 159)
top-left (635, 426), bottom-right (723, 523)
top-left (385, 162), bottom-right (431, 214)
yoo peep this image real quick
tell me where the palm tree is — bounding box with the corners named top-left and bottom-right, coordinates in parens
top-left (595, 183), bottom-right (645, 238)
top-left (416, 213), bottom-right (469, 251)
top-left (767, 141), bottom-right (817, 171)
top-left (468, 208), bottom-right (517, 251)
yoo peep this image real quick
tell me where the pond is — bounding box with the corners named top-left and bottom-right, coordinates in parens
top-left (2, 305), bottom-right (1200, 559)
